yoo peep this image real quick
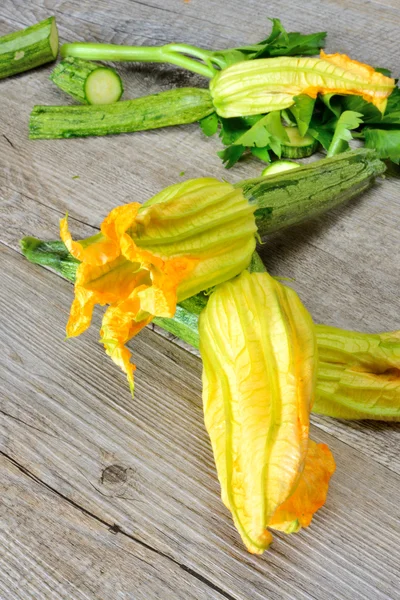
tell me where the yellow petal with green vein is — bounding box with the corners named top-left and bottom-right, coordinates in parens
top-left (210, 52), bottom-right (395, 118)
top-left (315, 327), bottom-right (400, 420)
top-left (199, 271), bottom-right (318, 553)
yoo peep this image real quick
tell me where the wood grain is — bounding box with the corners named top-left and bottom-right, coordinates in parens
top-left (1, 0), bottom-right (400, 598)
top-left (1, 244), bottom-right (400, 600)
top-left (1, 188), bottom-right (399, 477)
top-left (0, 454), bottom-right (228, 600)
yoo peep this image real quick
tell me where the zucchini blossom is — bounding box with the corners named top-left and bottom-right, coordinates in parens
top-left (314, 326), bottom-right (400, 421)
top-left (61, 178), bottom-right (256, 391)
top-left (210, 51), bottom-right (395, 118)
top-left (199, 270), bottom-right (335, 553)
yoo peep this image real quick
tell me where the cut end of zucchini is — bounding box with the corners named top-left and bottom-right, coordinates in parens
top-left (49, 17), bottom-right (59, 58)
top-left (85, 67), bottom-right (123, 104)
top-left (262, 161), bottom-right (301, 177)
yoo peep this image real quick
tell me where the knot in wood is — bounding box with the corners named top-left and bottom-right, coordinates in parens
top-left (101, 464), bottom-right (128, 485)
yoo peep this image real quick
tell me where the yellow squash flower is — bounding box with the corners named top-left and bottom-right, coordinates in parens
top-left (210, 51), bottom-right (395, 118)
top-left (61, 178), bottom-right (257, 391)
top-left (199, 270), bottom-right (335, 553)
top-left (315, 326), bottom-right (400, 421)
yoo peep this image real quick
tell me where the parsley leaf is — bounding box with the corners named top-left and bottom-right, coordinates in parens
top-left (209, 18), bottom-right (326, 69)
top-left (327, 111), bottom-right (364, 156)
top-left (217, 145), bottom-right (246, 168)
top-left (251, 146), bottom-right (271, 162)
top-left (290, 95), bottom-right (316, 135)
top-left (233, 116), bottom-right (272, 148)
top-left (364, 129), bottom-right (400, 163)
top-left (199, 112), bottom-right (219, 136)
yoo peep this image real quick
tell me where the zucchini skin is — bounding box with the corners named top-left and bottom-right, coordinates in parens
top-left (29, 88), bottom-right (214, 139)
top-left (0, 17), bottom-right (58, 80)
top-left (50, 57), bottom-right (123, 104)
top-left (238, 149), bottom-right (386, 236)
top-left (281, 139), bottom-right (319, 158)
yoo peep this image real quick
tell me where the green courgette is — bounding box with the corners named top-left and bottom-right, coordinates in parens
top-left (0, 17), bottom-right (58, 80)
top-left (21, 147), bottom-right (384, 297)
top-left (280, 126), bottom-right (319, 158)
top-left (21, 240), bottom-right (399, 423)
top-left (29, 87), bottom-right (214, 139)
top-left (237, 148), bottom-right (385, 234)
top-left (50, 57), bottom-right (124, 104)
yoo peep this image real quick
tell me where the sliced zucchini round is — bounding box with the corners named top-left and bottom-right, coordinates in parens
top-left (281, 126), bottom-right (319, 158)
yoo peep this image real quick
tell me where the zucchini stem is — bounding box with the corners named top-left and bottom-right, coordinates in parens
top-left (61, 42), bottom-right (216, 78)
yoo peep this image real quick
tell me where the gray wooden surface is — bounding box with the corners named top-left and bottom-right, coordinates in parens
top-left (1, 1), bottom-right (399, 599)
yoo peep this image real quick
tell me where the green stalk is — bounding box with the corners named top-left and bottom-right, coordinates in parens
top-left (61, 42), bottom-right (216, 78)
top-left (0, 17), bottom-right (58, 80)
top-left (29, 87), bottom-right (214, 139)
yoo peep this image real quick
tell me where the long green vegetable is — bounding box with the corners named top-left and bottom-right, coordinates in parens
top-left (20, 148), bottom-right (384, 330)
top-left (0, 17), bottom-right (58, 80)
top-left (50, 57), bottom-right (124, 104)
top-left (29, 87), bottom-right (213, 139)
top-left (236, 149), bottom-right (385, 234)
top-left (21, 239), bottom-right (399, 421)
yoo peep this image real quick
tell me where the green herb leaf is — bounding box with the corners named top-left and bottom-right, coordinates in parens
top-left (231, 111), bottom-right (288, 160)
top-left (290, 95), bottom-right (316, 136)
top-left (375, 67), bottom-right (392, 77)
top-left (339, 95), bottom-right (382, 123)
top-left (321, 93), bottom-right (343, 118)
top-left (217, 145), bottom-right (246, 168)
top-left (327, 111), bottom-right (364, 157)
top-left (233, 116), bottom-right (272, 147)
top-left (364, 128), bottom-right (400, 163)
top-left (250, 146), bottom-right (271, 162)
top-left (209, 18), bottom-right (326, 69)
top-left (199, 112), bottom-right (219, 136)
top-left (219, 117), bottom-right (249, 145)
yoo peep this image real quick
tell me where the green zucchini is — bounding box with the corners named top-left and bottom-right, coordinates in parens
top-left (237, 148), bottom-right (385, 235)
top-left (0, 17), bottom-right (58, 80)
top-left (20, 147), bottom-right (384, 292)
top-left (21, 240), bottom-right (399, 423)
top-left (50, 57), bottom-right (124, 104)
top-left (29, 87), bottom-right (214, 139)
top-left (281, 126), bottom-right (319, 158)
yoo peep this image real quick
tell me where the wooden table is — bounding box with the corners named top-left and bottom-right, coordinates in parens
top-left (1, 1), bottom-right (399, 598)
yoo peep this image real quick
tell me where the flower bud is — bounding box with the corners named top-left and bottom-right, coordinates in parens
top-left (315, 326), bottom-right (400, 420)
top-left (199, 271), bottom-right (334, 553)
top-left (210, 52), bottom-right (394, 118)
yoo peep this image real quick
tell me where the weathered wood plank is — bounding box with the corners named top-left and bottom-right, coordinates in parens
top-left (2, 180), bottom-right (399, 476)
top-left (1, 244), bottom-right (400, 600)
top-left (1, 0), bottom-right (400, 598)
top-left (0, 453), bottom-right (229, 600)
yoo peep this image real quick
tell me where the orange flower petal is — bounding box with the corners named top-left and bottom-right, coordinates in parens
top-left (320, 50), bottom-right (395, 112)
top-left (63, 179), bottom-right (256, 391)
top-left (100, 289), bottom-right (153, 392)
top-left (270, 440), bottom-right (336, 533)
top-left (60, 216), bottom-right (119, 266)
top-left (100, 203), bottom-right (141, 242)
top-left (65, 288), bottom-right (96, 338)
